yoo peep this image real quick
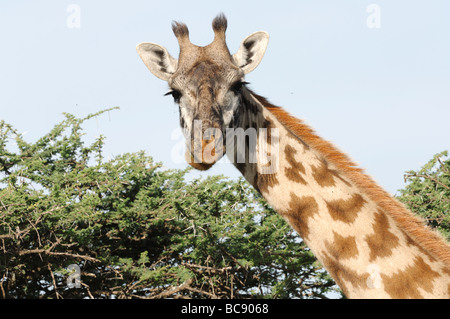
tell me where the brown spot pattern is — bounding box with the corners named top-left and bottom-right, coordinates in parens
top-left (325, 193), bottom-right (366, 223)
top-left (284, 145), bottom-right (307, 184)
top-left (255, 117), bottom-right (279, 194)
top-left (320, 251), bottom-right (369, 297)
top-left (311, 160), bottom-right (336, 187)
top-left (256, 172), bottom-right (279, 195)
top-left (401, 229), bottom-right (439, 263)
top-left (326, 232), bottom-right (359, 260)
top-left (322, 232), bottom-right (359, 296)
top-left (262, 117), bottom-right (275, 149)
top-left (366, 210), bottom-right (400, 262)
top-left (381, 256), bottom-right (440, 298)
top-left (282, 194), bottom-right (319, 241)
top-left (311, 159), bottom-right (351, 188)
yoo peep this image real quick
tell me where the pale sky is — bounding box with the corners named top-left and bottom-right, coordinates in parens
top-left (1, 0), bottom-right (449, 195)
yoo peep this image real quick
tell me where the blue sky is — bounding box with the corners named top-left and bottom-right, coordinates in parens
top-left (1, 0), bottom-right (449, 195)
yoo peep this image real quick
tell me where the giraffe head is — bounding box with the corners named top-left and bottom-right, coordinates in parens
top-left (137, 14), bottom-right (269, 170)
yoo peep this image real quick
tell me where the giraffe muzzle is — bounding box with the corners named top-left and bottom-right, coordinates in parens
top-left (186, 135), bottom-right (225, 170)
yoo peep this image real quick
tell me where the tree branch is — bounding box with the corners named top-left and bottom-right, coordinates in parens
top-left (18, 249), bottom-right (100, 263)
top-left (181, 262), bottom-right (233, 274)
top-left (404, 173), bottom-right (450, 191)
top-left (47, 263), bottom-right (62, 299)
top-left (148, 278), bottom-right (193, 299)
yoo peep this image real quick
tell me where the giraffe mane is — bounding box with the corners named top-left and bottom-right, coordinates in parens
top-left (249, 90), bottom-right (450, 267)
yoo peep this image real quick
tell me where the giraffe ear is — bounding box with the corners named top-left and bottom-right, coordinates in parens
top-left (136, 42), bottom-right (178, 81)
top-left (232, 31), bottom-right (269, 74)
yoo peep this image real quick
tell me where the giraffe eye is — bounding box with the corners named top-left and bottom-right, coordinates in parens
top-left (165, 89), bottom-right (182, 103)
top-left (230, 81), bottom-right (249, 94)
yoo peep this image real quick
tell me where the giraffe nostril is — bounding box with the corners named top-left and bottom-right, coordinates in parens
top-left (202, 138), bottom-right (216, 158)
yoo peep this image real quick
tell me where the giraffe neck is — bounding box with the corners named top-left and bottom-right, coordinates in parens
top-left (227, 89), bottom-right (450, 298)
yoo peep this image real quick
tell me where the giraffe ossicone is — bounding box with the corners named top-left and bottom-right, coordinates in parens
top-left (137, 14), bottom-right (450, 298)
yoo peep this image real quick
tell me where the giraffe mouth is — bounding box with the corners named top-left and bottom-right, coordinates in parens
top-left (185, 136), bottom-right (225, 170)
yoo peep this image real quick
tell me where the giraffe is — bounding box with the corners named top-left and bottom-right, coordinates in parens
top-left (136, 14), bottom-right (450, 298)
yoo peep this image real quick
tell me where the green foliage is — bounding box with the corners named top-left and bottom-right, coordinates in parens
top-left (0, 110), bottom-right (336, 299)
top-left (397, 151), bottom-right (450, 241)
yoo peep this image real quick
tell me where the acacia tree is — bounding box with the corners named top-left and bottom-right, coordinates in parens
top-left (0, 109), bottom-right (336, 299)
top-left (397, 151), bottom-right (450, 241)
